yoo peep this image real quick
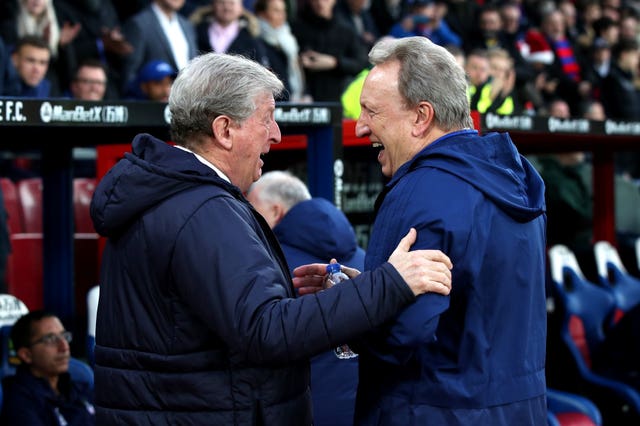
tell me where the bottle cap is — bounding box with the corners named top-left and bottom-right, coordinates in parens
top-left (326, 263), bottom-right (341, 274)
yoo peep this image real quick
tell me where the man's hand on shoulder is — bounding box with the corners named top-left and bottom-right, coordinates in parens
top-left (388, 228), bottom-right (453, 296)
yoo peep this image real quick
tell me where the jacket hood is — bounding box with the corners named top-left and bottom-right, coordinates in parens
top-left (393, 130), bottom-right (545, 223)
top-left (90, 134), bottom-right (241, 237)
top-left (274, 197), bottom-right (359, 261)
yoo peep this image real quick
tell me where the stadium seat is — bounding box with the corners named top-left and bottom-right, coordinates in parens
top-left (16, 178), bottom-right (42, 233)
top-left (73, 178), bottom-right (97, 233)
top-left (0, 294), bottom-right (29, 328)
top-left (68, 357), bottom-right (94, 391)
top-left (547, 388), bottom-right (602, 426)
top-left (86, 285), bottom-right (99, 368)
top-left (5, 235), bottom-right (43, 310)
top-left (594, 241), bottom-right (640, 324)
top-left (0, 178), bottom-right (23, 234)
top-left (0, 324), bottom-right (19, 378)
top-left (73, 178), bottom-right (100, 320)
top-left (0, 294), bottom-right (31, 377)
top-left (547, 244), bottom-right (640, 424)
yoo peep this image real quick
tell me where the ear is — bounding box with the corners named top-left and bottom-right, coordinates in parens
top-left (272, 203), bottom-right (287, 226)
top-left (212, 115), bottom-right (234, 150)
top-left (140, 82), bottom-right (151, 96)
top-left (413, 101), bottom-right (434, 137)
top-left (16, 347), bottom-right (32, 365)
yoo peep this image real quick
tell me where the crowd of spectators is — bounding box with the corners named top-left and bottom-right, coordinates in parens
top-left (3, 0), bottom-right (640, 254)
top-left (0, 0), bottom-right (638, 122)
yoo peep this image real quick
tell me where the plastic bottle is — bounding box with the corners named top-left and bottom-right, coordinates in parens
top-left (323, 262), bottom-right (349, 288)
top-left (323, 263), bottom-right (358, 359)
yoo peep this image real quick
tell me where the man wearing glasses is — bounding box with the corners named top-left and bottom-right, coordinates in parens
top-left (0, 310), bottom-right (95, 425)
top-left (68, 58), bottom-right (109, 101)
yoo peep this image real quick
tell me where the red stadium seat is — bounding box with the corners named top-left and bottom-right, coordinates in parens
top-left (73, 178), bottom-right (97, 233)
top-left (5, 234), bottom-right (43, 310)
top-left (0, 178), bottom-right (23, 234)
top-left (74, 234), bottom-right (99, 319)
top-left (16, 178), bottom-right (43, 233)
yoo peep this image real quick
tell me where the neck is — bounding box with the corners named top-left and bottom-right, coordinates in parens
top-left (49, 375), bottom-right (60, 394)
top-left (155, 2), bottom-right (175, 19)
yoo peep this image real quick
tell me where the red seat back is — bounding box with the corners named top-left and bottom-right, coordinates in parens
top-left (16, 178), bottom-right (43, 233)
top-left (73, 178), bottom-right (97, 233)
top-left (0, 178), bottom-right (23, 234)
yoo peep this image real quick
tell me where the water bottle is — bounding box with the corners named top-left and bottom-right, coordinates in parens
top-left (324, 263), bottom-right (358, 359)
top-left (323, 262), bottom-right (349, 289)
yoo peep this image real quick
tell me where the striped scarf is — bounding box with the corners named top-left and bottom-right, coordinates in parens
top-left (551, 38), bottom-right (581, 82)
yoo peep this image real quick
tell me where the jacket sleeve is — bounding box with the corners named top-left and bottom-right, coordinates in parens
top-left (358, 171), bottom-right (462, 365)
top-left (170, 196), bottom-right (416, 366)
top-left (357, 233), bottom-right (451, 366)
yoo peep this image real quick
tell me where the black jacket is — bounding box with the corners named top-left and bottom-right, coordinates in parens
top-left (292, 9), bottom-right (368, 102)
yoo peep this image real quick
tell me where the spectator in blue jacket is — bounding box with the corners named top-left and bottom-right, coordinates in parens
top-left (247, 170), bottom-right (362, 426)
top-left (0, 36), bottom-right (15, 96)
top-left (7, 35), bottom-right (53, 97)
top-left (0, 310), bottom-right (95, 426)
top-left (389, 0), bottom-right (461, 47)
top-left (350, 36), bottom-right (548, 425)
top-left (89, 51), bottom-right (453, 425)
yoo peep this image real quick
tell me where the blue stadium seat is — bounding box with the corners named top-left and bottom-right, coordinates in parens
top-left (547, 244), bottom-right (640, 425)
top-left (594, 240), bottom-right (640, 323)
top-left (547, 388), bottom-right (602, 425)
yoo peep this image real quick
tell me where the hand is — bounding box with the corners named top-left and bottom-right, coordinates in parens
top-left (292, 259), bottom-right (360, 295)
top-left (101, 27), bottom-right (134, 56)
top-left (60, 21), bottom-right (81, 47)
top-left (292, 263), bottom-right (328, 295)
top-left (300, 50), bottom-right (337, 71)
top-left (387, 228), bottom-right (453, 296)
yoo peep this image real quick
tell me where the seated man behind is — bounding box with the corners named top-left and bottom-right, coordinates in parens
top-left (247, 170), bottom-right (363, 426)
top-left (0, 310), bottom-right (95, 426)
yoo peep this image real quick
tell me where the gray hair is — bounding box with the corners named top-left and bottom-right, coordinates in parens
top-left (248, 170), bottom-right (311, 211)
top-left (168, 53), bottom-right (285, 147)
top-left (368, 36), bottom-right (474, 130)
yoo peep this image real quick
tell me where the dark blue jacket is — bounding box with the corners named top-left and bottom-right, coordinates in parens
top-left (274, 197), bottom-right (364, 426)
top-left (90, 134), bottom-right (418, 425)
top-left (3, 77), bottom-right (52, 98)
top-left (0, 366), bottom-right (95, 426)
top-left (356, 130), bottom-right (548, 425)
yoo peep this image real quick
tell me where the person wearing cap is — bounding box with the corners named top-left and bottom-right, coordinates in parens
top-left (126, 59), bottom-right (177, 102)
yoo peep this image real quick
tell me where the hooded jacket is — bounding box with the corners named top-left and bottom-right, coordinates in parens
top-left (273, 197), bottom-right (364, 426)
top-left (90, 134), bottom-right (416, 425)
top-left (356, 130), bottom-right (548, 425)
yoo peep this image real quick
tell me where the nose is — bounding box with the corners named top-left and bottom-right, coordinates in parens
top-left (57, 337), bottom-right (70, 350)
top-left (355, 115), bottom-right (370, 138)
top-left (270, 121), bottom-right (282, 144)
